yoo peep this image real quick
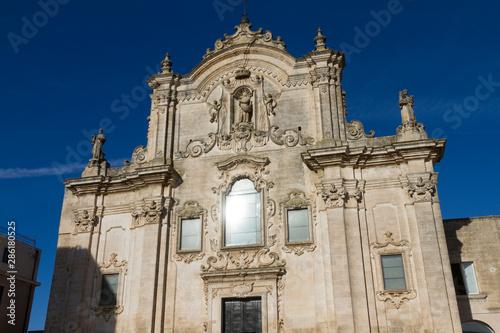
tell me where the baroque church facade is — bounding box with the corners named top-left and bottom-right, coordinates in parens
top-left (46, 18), bottom-right (483, 332)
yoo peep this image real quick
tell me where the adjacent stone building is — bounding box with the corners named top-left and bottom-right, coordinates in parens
top-left (0, 227), bottom-right (41, 333)
top-left (445, 216), bottom-right (500, 333)
top-left (45, 18), bottom-right (498, 332)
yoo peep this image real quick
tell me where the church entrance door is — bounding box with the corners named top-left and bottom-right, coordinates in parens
top-left (222, 297), bottom-right (262, 333)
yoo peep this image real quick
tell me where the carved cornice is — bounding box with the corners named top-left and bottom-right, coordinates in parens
top-left (63, 165), bottom-right (182, 196)
top-left (301, 139), bottom-right (446, 171)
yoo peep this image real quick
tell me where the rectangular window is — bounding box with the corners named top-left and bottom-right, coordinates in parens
top-left (287, 209), bottom-right (310, 242)
top-left (381, 254), bottom-right (406, 290)
top-left (180, 218), bottom-right (201, 251)
top-left (452, 262), bottom-right (479, 295)
top-left (2, 248), bottom-right (8, 263)
top-left (99, 273), bottom-right (119, 306)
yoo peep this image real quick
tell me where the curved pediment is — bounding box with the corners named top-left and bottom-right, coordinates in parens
top-left (177, 19), bottom-right (300, 102)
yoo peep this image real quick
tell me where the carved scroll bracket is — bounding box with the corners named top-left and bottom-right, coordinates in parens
top-left (400, 173), bottom-right (438, 203)
top-left (73, 208), bottom-right (98, 233)
top-left (131, 198), bottom-right (165, 228)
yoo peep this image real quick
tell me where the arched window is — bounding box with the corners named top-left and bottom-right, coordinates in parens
top-left (224, 178), bottom-right (262, 246)
top-left (462, 321), bottom-right (495, 333)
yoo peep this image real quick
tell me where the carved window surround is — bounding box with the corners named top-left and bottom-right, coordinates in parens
top-left (92, 253), bottom-right (128, 322)
top-left (173, 201), bottom-right (207, 263)
top-left (370, 232), bottom-right (416, 309)
top-left (201, 267), bottom-right (285, 333)
top-left (211, 155), bottom-right (275, 251)
top-left (280, 191), bottom-right (317, 256)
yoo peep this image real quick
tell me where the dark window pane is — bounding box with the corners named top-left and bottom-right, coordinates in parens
top-left (100, 274), bottom-right (119, 306)
top-left (381, 255), bottom-right (406, 290)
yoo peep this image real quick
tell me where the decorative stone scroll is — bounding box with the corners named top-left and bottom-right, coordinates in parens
top-left (204, 18), bottom-right (286, 59)
top-left (176, 124), bottom-right (312, 158)
top-left (98, 253), bottom-right (128, 272)
top-left (370, 232), bottom-right (416, 309)
top-left (201, 239), bottom-right (286, 272)
top-left (74, 209), bottom-right (98, 233)
top-left (346, 119), bottom-right (375, 140)
top-left (92, 305), bottom-right (124, 322)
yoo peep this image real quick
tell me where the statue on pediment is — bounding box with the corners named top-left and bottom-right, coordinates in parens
top-left (91, 129), bottom-right (106, 162)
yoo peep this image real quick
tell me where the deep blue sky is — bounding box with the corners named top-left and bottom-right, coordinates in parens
top-left (1, 0), bottom-right (499, 330)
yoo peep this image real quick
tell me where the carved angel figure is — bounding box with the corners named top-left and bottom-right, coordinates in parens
top-left (207, 100), bottom-right (222, 123)
top-left (91, 129), bottom-right (106, 161)
top-left (238, 91), bottom-right (253, 123)
top-left (264, 93), bottom-right (278, 116)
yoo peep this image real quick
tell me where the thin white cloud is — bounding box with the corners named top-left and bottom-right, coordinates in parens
top-left (0, 159), bottom-right (126, 179)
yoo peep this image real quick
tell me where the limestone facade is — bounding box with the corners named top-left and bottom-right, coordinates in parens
top-left (46, 18), bottom-right (466, 332)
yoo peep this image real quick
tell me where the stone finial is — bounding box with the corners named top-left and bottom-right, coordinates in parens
top-left (314, 28), bottom-right (328, 51)
top-left (161, 52), bottom-right (173, 74)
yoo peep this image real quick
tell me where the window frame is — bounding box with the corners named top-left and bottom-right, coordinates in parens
top-left (452, 262), bottom-right (480, 295)
top-left (178, 217), bottom-right (203, 253)
top-left (381, 254), bottom-right (407, 291)
top-left (221, 178), bottom-right (265, 249)
top-left (175, 201), bottom-right (207, 255)
top-left (285, 207), bottom-right (313, 245)
top-left (99, 273), bottom-right (120, 307)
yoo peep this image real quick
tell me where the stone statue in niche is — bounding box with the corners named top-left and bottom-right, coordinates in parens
top-left (238, 90), bottom-right (253, 123)
top-left (91, 129), bottom-right (106, 161)
top-left (398, 89), bottom-right (416, 124)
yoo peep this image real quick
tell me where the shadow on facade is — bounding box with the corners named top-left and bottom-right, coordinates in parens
top-left (45, 246), bottom-right (117, 333)
top-left (444, 218), bottom-right (474, 325)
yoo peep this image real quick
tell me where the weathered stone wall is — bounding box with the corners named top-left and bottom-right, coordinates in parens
top-left (445, 216), bottom-right (500, 332)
